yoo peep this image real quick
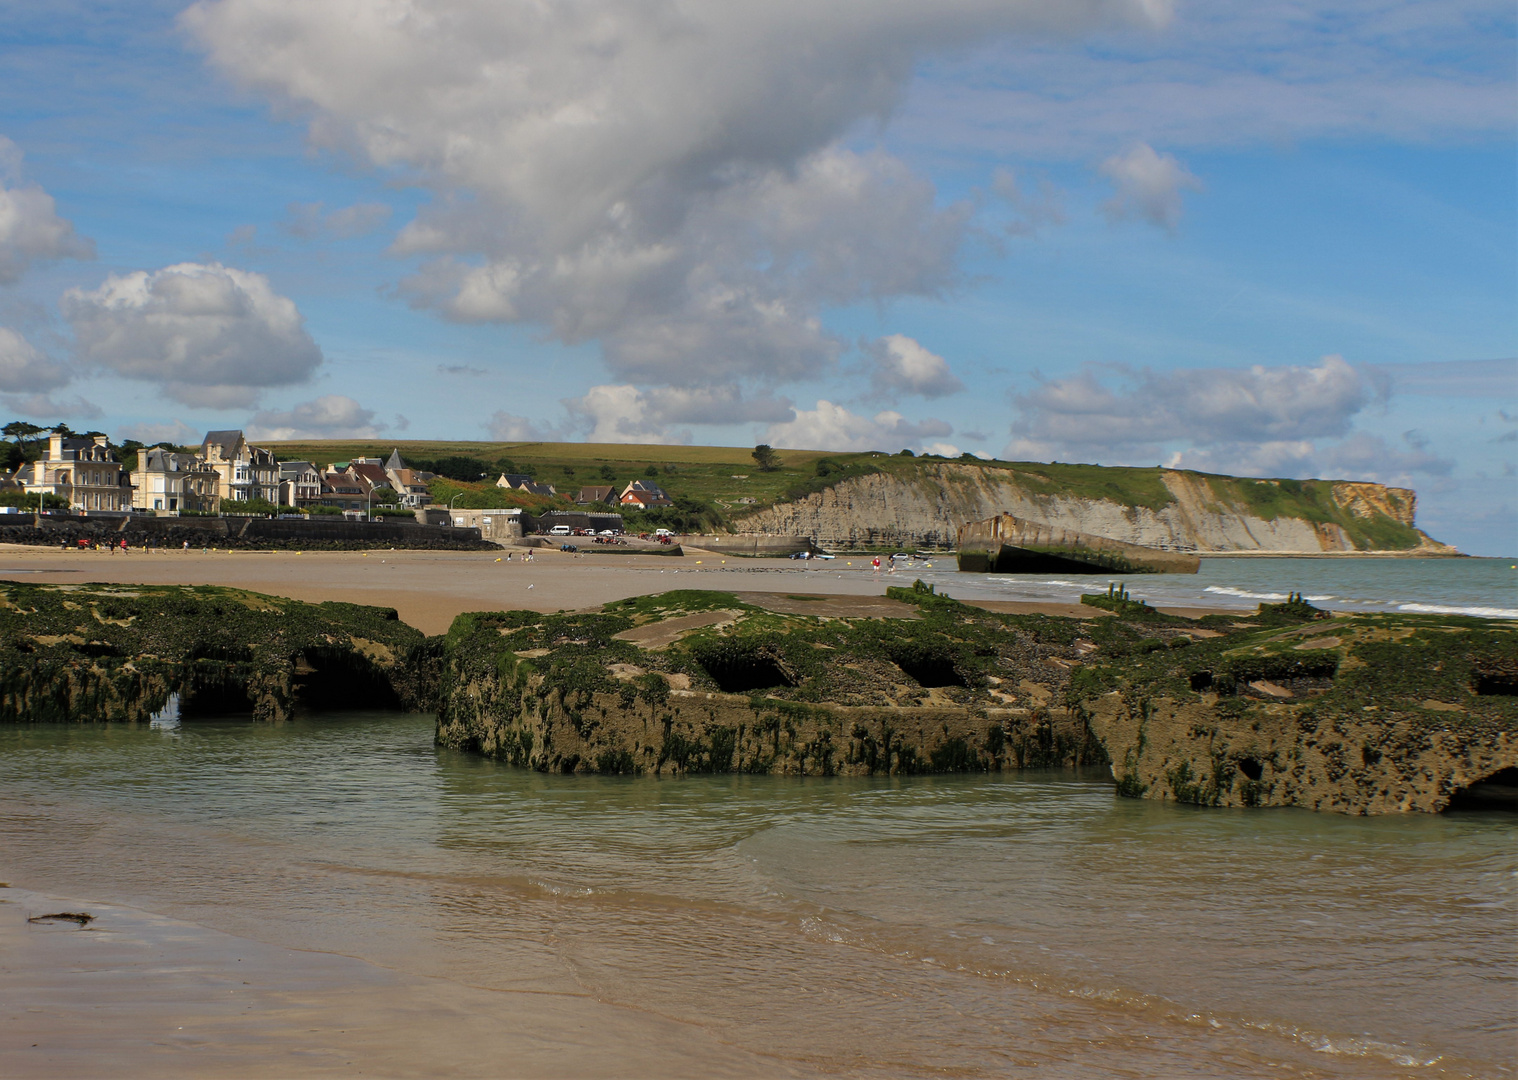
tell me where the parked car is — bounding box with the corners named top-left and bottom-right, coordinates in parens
top-left (559, 543), bottom-right (578, 552)
top-left (548, 524), bottom-right (572, 536)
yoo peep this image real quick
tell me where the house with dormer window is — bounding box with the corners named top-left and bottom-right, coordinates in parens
top-left (199, 430), bottom-right (279, 504)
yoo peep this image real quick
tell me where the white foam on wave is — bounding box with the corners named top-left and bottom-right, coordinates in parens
top-left (1204, 586), bottom-right (1334, 602)
top-left (1398, 602), bottom-right (1518, 619)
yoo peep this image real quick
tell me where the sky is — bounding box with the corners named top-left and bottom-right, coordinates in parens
top-left (0, 0), bottom-right (1512, 554)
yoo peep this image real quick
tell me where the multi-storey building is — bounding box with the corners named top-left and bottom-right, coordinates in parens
top-left (383, 448), bottom-right (432, 508)
top-left (277, 461), bottom-right (322, 508)
top-left (132, 448), bottom-right (220, 513)
top-left (15, 432), bottom-right (131, 511)
top-left (199, 430), bottom-right (279, 504)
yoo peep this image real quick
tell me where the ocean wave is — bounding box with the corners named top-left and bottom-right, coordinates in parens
top-left (1203, 586), bottom-right (1335, 602)
top-left (1397, 602), bottom-right (1518, 619)
top-left (1205, 586), bottom-right (1285, 600)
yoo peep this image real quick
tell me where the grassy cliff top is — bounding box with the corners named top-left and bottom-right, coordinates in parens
top-left (260, 439), bottom-right (1425, 548)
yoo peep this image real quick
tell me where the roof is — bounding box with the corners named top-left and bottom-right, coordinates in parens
top-left (576, 485), bottom-right (615, 501)
top-left (520, 481), bottom-right (557, 497)
top-left (385, 448), bottom-right (406, 470)
top-left (389, 468), bottom-right (429, 488)
top-left (141, 448), bottom-right (199, 471)
top-left (496, 473), bottom-right (534, 488)
top-left (347, 463), bottom-right (391, 486)
top-left (202, 429), bottom-right (243, 448)
top-left (322, 470), bottom-right (367, 493)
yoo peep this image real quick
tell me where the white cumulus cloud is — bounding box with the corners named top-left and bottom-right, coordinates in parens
top-left (63, 261), bottom-right (323, 408)
top-left (0, 136), bottom-right (94, 284)
top-left (765, 400), bottom-right (952, 452)
top-left (184, 0), bottom-right (1167, 390)
top-left (867, 334), bottom-right (965, 399)
top-left (1099, 143), bottom-right (1202, 231)
top-left (246, 394), bottom-right (385, 441)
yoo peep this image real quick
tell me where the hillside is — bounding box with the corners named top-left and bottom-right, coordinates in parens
top-left (260, 440), bottom-right (1453, 554)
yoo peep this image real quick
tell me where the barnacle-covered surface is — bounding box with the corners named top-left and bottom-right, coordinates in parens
top-left (435, 581), bottom-right (1517, 813)
top-left (1070, 597), bottom-right (1517, 813)
top-left (435, 582), bottom-right (1109, 777)
top-left (0, 580), bottom-right (431, 723)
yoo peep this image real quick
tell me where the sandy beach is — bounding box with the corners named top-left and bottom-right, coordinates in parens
top-left (0, 544), bottom-right (1128, 632)
top-left (0, 884), bottom-right (785, 1079)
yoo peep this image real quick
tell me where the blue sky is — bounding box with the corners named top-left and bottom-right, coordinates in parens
top-left (0, 0), bottom-right (1512, 553)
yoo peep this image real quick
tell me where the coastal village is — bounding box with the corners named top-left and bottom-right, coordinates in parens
top-left (0, 423), bottom-right (677, 540)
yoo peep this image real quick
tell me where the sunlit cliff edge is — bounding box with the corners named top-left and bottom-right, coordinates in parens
top-left (737, 462), bottom-right (1456, 554)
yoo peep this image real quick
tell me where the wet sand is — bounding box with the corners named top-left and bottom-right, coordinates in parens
top-left (0, 545), bottom-right (1136, 633)
top-left (0, 885), bottom-right (792, 1079)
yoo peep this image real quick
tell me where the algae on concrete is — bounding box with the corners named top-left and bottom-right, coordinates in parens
top-left (434, 581), bottom-right (1515, 814)
top-left (0, 580), bottom-right (429, 723)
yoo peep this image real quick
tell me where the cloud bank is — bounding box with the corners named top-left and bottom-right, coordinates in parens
top-left (1005, 354), bottom-right (1454, 484)
top-left (246, 394), bottom-right (385, 440)
top-left (184, 0), bottom-right (1168, 390)
top-left (766, 400), bottom-right (953, 452)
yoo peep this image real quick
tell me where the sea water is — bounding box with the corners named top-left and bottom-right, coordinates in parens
top-left (0, 713), bottom-right (1511, 1078)
top-left (891, 555), bottom-right (1518, 619)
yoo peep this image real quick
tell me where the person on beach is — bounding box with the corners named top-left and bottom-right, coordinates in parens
top-left (183, 540), bottom-right (189, 552)
top-left (871, 556), bottom-right (881, 571)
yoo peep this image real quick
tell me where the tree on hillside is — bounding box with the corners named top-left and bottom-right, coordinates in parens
top-left (423, 455), bottom-right (492, 482)
top-left (2, 421), bottom-right (44, 462)
top-left (599, 464), bottom-right (615, 482)
top-left (752, 444), bottom-right (779, 472)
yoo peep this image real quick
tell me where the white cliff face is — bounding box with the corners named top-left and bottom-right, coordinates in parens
top-left (735, 464), bottom-right (1448, 553)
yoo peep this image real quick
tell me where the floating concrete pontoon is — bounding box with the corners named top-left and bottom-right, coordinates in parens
top-left (956, 514), bottom-right (1199, 574)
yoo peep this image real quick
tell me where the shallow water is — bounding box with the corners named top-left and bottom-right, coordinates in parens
top-left (900, 555), bottom-right (1518, 619)
top-left (0, 713), bottom-right (1512, 1077)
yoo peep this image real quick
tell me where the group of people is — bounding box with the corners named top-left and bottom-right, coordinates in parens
top-left (67, 536), bottom-right (131, 554)
top-left (61, 536), bottom-right (196, 554)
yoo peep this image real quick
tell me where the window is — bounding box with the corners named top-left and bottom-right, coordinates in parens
top-left (154, 498), bottom-right (163, 510)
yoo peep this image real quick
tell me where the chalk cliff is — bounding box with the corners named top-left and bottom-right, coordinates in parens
top-left (735, 463), bottom-right (1454, 553)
